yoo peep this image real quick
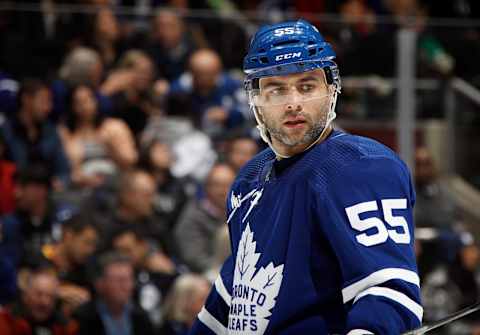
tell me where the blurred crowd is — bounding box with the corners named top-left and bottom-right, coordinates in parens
top-left (0, 0), bottom-right (480, 334)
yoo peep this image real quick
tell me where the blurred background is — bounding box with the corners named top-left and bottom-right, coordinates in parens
top-left (0, 0), bottom-right (479, 334)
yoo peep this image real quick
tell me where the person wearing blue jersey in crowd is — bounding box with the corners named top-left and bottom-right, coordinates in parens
top-left (168, 49), bottom-right (249, 139)
top-left (189, 19), bottom-right (422, 335)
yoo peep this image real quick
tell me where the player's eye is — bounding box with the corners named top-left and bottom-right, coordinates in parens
top-left (268, 87), bottom-right (288, 97)
top-left (298, 83), bottom-right (315, 93)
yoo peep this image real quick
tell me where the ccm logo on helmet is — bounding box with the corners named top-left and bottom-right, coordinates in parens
top-left (275, 52), bottom-right (302, 61)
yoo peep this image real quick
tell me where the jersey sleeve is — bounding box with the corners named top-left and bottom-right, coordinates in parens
top-left (311, 155), bottom-right (422, 334)
top-left (189, 255), bottom-right (234, 335)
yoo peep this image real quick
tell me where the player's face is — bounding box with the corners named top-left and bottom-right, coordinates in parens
top-left (256, 69), bottom-right (332, 156)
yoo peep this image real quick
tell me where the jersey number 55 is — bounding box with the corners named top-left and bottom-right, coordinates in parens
top-left (345, 199), bottom-right (410, 247)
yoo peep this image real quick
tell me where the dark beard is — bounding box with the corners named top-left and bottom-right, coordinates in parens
top-left (268, 123), bottom-right (323, 147)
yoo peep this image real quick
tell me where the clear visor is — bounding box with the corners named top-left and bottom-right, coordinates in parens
top-left (249, 68), bottom-right (333, 107)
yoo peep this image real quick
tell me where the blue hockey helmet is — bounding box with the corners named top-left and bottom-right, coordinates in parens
top-left (243, 19), bottom-right (340, 89)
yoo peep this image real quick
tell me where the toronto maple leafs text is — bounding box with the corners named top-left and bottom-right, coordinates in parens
top-left (229, 283), bottom-right (268, 331)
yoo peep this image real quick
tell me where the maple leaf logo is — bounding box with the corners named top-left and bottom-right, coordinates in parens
top-left (228, 223), bottom-right (284, 334)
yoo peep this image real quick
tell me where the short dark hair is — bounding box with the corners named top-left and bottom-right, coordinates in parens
top-left (18, 255), bottom-right (57, 290)
top-left (111, 224), bottom-right (148, 244)
top-left (63, 213), bottom-right (100, 236)
top-left (64, 84), bottom-right (105, 131)
top-left (20, 254), bottom-right (56, 273)
top-left (91, 252), bottom-right (132, 280)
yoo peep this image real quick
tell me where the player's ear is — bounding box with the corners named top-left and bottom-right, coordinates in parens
top-left (255, 106), bottom-right (265, 122)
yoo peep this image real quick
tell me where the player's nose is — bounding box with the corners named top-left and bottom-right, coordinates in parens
top-left (285, 91), bottom-right (303, 111)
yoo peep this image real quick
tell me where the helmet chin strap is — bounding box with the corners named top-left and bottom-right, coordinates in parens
top-left (252, 88), bottom-right (339, 159)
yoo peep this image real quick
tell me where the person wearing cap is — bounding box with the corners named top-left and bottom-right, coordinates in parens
top-left (189, 19), bottom-right (421, 334)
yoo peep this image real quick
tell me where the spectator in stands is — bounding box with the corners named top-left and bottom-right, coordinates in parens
top-left (146, 8), bottom-right (200, 81)
top-left (160, 273), bottom-right (211, 335)
top-left (107, 50), bottom-right (168, 138)
top-left (0, 263), bottom-right (78, 335)
top-left (168, 48), bottom-right (248, 139)
top-left (53, 47), bottom-right (112, 122)
top-left (139, 139), bottom-right (191, 231)
top-left (73, 252), bottom-right (155, 335)
top-left (422, 0), bottom-right (480, 81)
top-left (383, 0), bottom-right (455, 77)
top-left (422, 230), bottom-right (480, 333)
top-left (0, 79), bottom-right (70, 188)
top-left (96, 169), bottom-right (171, 252)
top-left (111, 225), bottom-right (177, 326)
top-left (140, 101), bottom-right (218, 183)
top-left (0, 131), bottom-right (16, 215)
top-left (224, 134), bottom-right (259, 173)
top-left (111, 225), bottom-right (176, 276)
top-left (42, 213), bottom-right (100, 316)
top-left (338, 0), bottom-right (377, 37)
top-left (174, 163), bottom-right (235, 272)
top-left (115, 169), bottom-right (157, 222)
top-left (333, 0), bottom-right (378, 75)
top-left (326, 0), bottom-right (393, 78)
top-left (84, 6), bottom-right (124, 72)
top-left (58, 84), bottom-right (137, 189)
top-left (59, 47), bottom-right (104, 89)
top-left (0, 164), bottom-right (72, 268)
top-left (414, 146), bottom-right (459, 229)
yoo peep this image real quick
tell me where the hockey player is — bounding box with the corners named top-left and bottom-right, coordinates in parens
top-left (189, 19), bottom-right (422, 334)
